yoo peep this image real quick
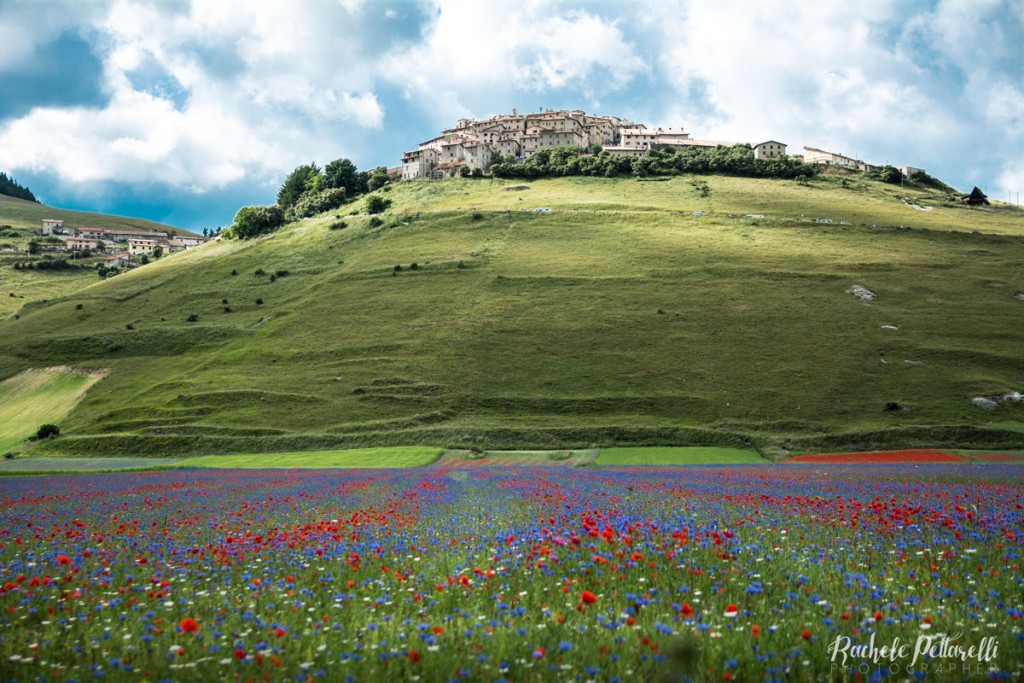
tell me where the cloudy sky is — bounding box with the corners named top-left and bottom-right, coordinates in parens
top-left (1, 0), bottom-right (1022, 231)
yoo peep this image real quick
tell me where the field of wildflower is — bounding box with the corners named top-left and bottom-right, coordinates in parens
top-left (1, 462), bottom-right (1022, 682)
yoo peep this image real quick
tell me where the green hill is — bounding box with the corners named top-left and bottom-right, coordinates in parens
top-left (0, 194), bottom-right (187, 318)
top-left (1, 173), bottom-right (1022, 458)
top-left (0, 193), bottom-right (186, 234)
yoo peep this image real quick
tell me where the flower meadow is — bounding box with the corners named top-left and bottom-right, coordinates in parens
top-left (0, 463), bottom-right (1022, 682)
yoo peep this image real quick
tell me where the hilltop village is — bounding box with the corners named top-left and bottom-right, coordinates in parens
top-left (400, 108), bottom-right (924, 180)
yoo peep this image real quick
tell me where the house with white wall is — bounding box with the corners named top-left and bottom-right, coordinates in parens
top-left (754, 141), bottom-right (787, 159)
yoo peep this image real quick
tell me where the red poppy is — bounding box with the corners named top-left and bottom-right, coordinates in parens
top-left (874, 611), bottom-right (883, 621)
top-left (178, 618), bottom-right (200, 633)
top-left (681, 602), bottom-right (694, 618)
top-left (407, 649), bottom-right (421, 664)
top-left (751, 624), bottom-right (760, 637)
top-left (802, 629), bottom-right (812, 641)
top-left (581, 590), bottom-right (598, 604)
top-left (56, 555), bottom-right (71, 565)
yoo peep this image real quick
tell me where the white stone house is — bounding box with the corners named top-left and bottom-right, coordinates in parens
top-left (41, 219), bottom-right (64, 235)
top-left (754, 141), bottom-right (787, 159)
top-left (65, 236), bottom-right (101, 251)
top-left (128, 238), bottom-right (161, 256)
top-left (620, 126), bottom-right (690, 149)
top-left (104, 254), bottom-right (133, 269)
top-left (401, 148), bottom-right (439, 180)
top-left (802, 147), bottom-right (860, 169)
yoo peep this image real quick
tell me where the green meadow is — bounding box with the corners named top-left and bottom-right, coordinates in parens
top-left (0, 367), bottom-right (106, 454)
top-left (597, 446), bottom-right (767, 465)
top-left (176, 446), bottom-right (442, 468)
top-left (0, 173), bottom-right (1021, 458)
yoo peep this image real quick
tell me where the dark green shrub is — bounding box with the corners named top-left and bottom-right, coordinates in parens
top-left (35, 424), bottom-right (60, 440)
top-left (232, 205), bottom-right (286, 239)
top-left (290, 187), bottom-right (348, 218)
top-left (366, 195), bottom-right (391, 214)
top-left (186, 314), bottom-right (198, 322)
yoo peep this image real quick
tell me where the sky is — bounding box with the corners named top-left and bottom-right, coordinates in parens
top-left (1, 0), bottom-right (1022, 232)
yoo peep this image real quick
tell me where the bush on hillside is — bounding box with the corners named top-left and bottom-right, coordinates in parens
top-left (232, 205), bottom-right (286, 240)
top-left (289, 187), bottom-right (348, 219)
top-left (366, 195), bottom-right (392, 215)
top-left (34, 424), bottom-right (60, 440)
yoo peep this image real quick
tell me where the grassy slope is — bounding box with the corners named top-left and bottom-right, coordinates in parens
top-left (0, 174), bottom-right (1022, 457)
top-left (176, 446), bottom-right (442, 468)
top-left (0, 194), bottom-right (188, 318)
top-left (0, 367), bottom-right (105, 453)
top-left (0, 194), bottom-right (186, 234)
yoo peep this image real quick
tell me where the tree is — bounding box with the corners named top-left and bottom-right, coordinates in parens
top-left (202, 228), bottom-right (209, 237)
top-left (290, 187), bottom-right (347, 218)
top-left (27, 240), bottom-right (39, 254)
top-left (879, 165), bottom-right (902, 184)
top-left (232, 205), bottom-right (286, 239)
top-left (277, 163), bottom-right (321, 209)
top-left (96, 240), bottom-right (106, 253)
top-left (322, 158), bottom-right (362, 195)
top-left (152, 245), bottom-right (163, 258)
top-left (366, 166), bottom-right (390, 191)
top-left (366, 195), bottom-right (391, 215)
top-left (34, 424), bottom-right (60, 439)
top-left (0, 172), bottom-right (37, 202)
top-left (140, 254), bottom-right (149, 265)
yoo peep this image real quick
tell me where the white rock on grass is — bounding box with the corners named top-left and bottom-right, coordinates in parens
top-left (1004, 391), bottom-right (1023, 402)
top-left (847, 285), bottom-right (877, 301)
top-left (971, 397), bottom-right (998, 409)
top-left (881, 324), bottom-right (898, 331)
top-left (1014, 292), bottom-right (1024, 301)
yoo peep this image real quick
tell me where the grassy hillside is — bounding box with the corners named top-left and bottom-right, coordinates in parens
top-left (0, 194), bottom-right (185, 234)
top-left (0, 367), bottom-right (106, 454)
top-left (0, 173), bottom-right (1022, 457)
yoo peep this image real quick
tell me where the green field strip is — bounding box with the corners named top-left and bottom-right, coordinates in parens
top-left (175, 446), bottom-right (444, 468)
top-left (597, 446), bottom-right (769, 465)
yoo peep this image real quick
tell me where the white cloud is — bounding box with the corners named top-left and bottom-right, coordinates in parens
top-left (1, 0), bottom-right (1021, 209)
top-left (383, 0), bottom-right (647, 112)
top-left (0, 0), bottom-right (388, 192)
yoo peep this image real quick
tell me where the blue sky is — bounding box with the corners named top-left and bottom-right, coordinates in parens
top-left (1, 0), bottom-right (1022, 232)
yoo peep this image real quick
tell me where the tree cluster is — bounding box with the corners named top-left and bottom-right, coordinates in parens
top-left (231, 205), bottom-right (286, 240)
top-left (489, 144), bottom-right (819, 181)
top-left (13, 258), bottom-right (79, 271)
top-left (229, 157), bottom-right (389, 240)
top-left (0, 172), bottom-right (37, 203)
top-left (277, 158), bottom-right (389, 219)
